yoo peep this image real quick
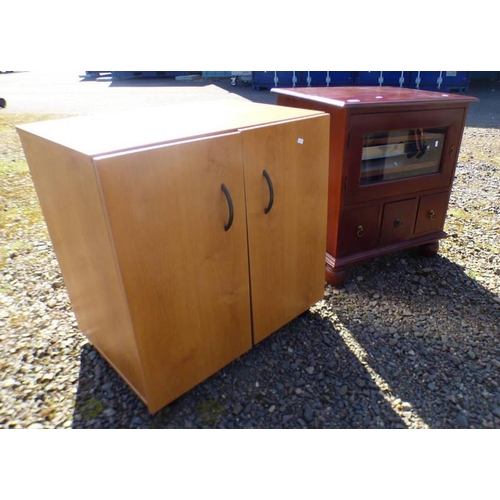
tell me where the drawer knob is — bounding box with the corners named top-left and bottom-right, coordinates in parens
top-left (356, 225), bottom-right (364, 237)
top-left (427, 210), bottom-right (436, 220)
top-left (393, 218), bottom-right (403, 228)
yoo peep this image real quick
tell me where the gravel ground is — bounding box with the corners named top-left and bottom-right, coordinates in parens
top-left (1, 77), bottom-right (499, 429)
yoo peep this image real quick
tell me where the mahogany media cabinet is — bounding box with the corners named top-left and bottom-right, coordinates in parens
top-left (17, 100), bottom-right (330, 413)
top-left (272, 86), bottom-right (478, 286)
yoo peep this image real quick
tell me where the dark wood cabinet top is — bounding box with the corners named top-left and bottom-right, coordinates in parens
top-left (271, 86), bottom-right (479, 109)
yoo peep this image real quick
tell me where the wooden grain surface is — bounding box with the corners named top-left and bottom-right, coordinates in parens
top-left (16, 99), bottom-right (325, 157)
top-left (17, 131), bottom-right (148, 401)
top-left (95, 132), bottom-right (253, 412)
top-left (271, 86), bottom-right (479, 108)
top-left (18, 101), bottom-right (330, 413)
top-left (241, 115), bottom-right (330, 344)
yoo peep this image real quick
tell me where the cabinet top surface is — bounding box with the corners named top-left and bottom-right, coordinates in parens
top-left (271, 86), bottom-right (479, 108)
top-left (16, 99), bottom-right (324, 157)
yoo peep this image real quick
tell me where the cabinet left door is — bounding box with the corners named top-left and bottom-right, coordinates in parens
top-left (94, 132), bottom-right (253, 413)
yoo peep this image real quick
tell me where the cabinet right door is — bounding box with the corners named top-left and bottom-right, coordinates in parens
top-left (241, 115), bottom-right (330, 344)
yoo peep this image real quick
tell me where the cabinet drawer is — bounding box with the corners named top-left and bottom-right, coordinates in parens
top-left (338, 205), bottom-right (380, 256)
top-left (380, 198), bottom-right (418, 245)
top-left (414, 192), bottom-right (449, 235)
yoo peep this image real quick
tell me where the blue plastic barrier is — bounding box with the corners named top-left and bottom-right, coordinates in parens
top-left (409, 71), bottom-right (470, 93)
top-left (303, 71), bottom-right (354, 86)
top-left (252, 71), bottom-right (302, 90)
top-left (354, 71), bottom-right (409, 87)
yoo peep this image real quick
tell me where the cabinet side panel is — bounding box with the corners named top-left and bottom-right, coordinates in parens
top-left (17, 131), bottom-right (147, 402)
top-left (242, 115), bottom-right (330, 343)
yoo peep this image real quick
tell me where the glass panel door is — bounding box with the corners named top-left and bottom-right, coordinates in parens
top-left (360, 126), bottom-right (447, 185)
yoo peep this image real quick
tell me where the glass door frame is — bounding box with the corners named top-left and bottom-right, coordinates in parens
top-left (345, 108), bottom-right (465, 205)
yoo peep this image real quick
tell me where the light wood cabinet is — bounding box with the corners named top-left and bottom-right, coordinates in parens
top-left (17, 100), bottom-right (330, 413)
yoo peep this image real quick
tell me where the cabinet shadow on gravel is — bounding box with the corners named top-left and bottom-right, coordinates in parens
top-left (72, 250), bottom-right (500, 429)
top-left (333, 251), bottom-right (500, 428)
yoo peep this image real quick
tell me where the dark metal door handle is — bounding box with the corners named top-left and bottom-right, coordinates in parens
top-left (263, 169), bottom-right (274, 214)
top-left (393, 218), bottom-right (403, 228)
top-left (221, 183), bottom-right (233, 231)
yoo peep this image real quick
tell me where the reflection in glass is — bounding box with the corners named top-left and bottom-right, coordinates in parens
top-left (360, 127), bottom-right (447, 185)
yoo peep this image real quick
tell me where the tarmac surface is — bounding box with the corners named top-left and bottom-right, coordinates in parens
top-left (0, 71), bottom-right (274, 115)
top-left (1, 71), bottom-right (499, 127)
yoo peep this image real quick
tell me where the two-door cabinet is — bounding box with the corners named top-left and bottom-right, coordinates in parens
top-left (271, 86), bottom-right (478, 286)
top-left (17, 99), bottom-right (330, 413)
